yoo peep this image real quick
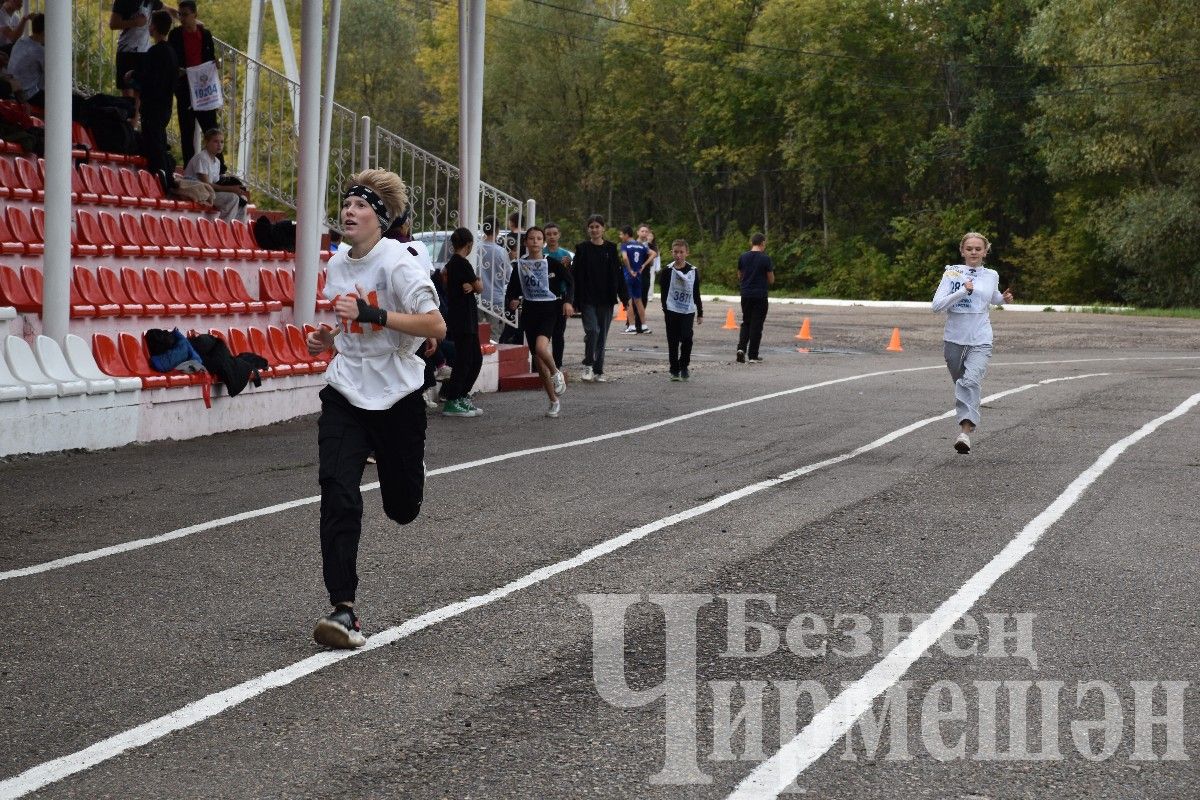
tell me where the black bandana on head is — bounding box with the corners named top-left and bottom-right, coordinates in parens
top-left (344, 185), bottom-right (391, 231)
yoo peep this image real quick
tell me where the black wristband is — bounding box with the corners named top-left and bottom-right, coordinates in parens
top-left (355, 296), bottom-right (388, 326)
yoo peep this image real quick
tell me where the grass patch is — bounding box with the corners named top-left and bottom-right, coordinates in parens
top-left (1079, 305), bottom-right (1200, 318)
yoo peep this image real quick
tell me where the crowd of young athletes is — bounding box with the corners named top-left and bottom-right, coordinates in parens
top-left (306, 167), bottom-right (1013, 649)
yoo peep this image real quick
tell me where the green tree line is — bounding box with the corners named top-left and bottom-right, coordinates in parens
top-left (206, 0), bottom-right (1200, 305)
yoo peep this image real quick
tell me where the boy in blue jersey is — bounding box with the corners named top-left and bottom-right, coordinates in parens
top-left (618, 226), bottom-right (651, 334)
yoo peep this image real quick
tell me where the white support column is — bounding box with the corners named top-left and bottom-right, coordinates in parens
top-left (293, 0), bottom-right (322, 326)
top-left (456, 0), bottom-right (470, 230)
top-left (41, 0), bottom-right (71, 341)
top-left (466, 0), bottom-right (486, 231)
top-left (270, 0), bottom-right (302, 132)
top-left (238, 0), bottom-right (266, 176)
top-left (525, 199), bottom-right (536, 228)
top-left (317, 0), bottom-right (342, 219)
top-left (359, 115), bottom-right (371, 171)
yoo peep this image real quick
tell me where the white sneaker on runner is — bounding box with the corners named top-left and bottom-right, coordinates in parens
top-left (595, 373), bottom-right (608, 383)
top-left (621, 325), bottom-right (637, 334)
top-left (580, 366), bottom-right (595, 382)
top-left (955, 432), bottom-right (971, 454)
top-left (552, 370), bottom-right (566, 395)
top-left (546, 400), bottom-right (561, 418)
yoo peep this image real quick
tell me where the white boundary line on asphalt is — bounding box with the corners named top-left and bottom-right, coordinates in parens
top-left (725, 387), bottom-right (1200, 800)
top-left (2, 356), bottom-right (1192, 584)
top-left (0, 374), bottom-right (1108, 799)
top-left (702, 295), bottom-right (1131, 313)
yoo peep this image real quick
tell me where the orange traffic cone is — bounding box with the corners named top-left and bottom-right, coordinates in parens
top-left (886, 327), bottom-right (903, 352)
top-left (615, 303), bottom-right (627, 323)
top-left (722, 308), bottom-right (739, 330)
top-left (795, 317), bottom-right (812, 341)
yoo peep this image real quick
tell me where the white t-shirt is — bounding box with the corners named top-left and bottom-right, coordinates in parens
top-left (183, 150), bottom-right (221, 182)
top-left (113, 0), bottom-right (157, 53)
top-left (322, 238), bottom-right (441, 410)
top-left (8, 36), bottom-right (42, 98)
top-left (931, 265), bottom-right (1006, 346)
top-left (0, 9), bottom-right (22, 41)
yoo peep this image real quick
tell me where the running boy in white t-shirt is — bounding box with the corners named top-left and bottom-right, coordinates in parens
top-left (658, 239), bottom-right (703, 381)
top-left (306, 169), bottom-right (447, 648)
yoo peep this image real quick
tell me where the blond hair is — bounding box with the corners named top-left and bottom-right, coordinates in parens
top-left (347, 169), bottom-right (409, 221)
top-left (960, 232), bottom-right (991, 254)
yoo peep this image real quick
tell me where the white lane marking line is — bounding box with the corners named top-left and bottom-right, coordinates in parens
top-left (726, 387), bottom-right (1200, 800)
top-left (1, 364), bottom-right (946, 583)
top-left (0, 356), bottom-right (1155, 583)
top-left (0, 375), bottom-right (1104, 799)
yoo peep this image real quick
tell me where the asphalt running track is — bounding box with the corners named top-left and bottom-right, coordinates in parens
top-left (2, 303), bottom-right (1199, 799)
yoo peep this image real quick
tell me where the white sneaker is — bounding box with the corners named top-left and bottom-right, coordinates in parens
top-left (638, 326), bottom-right (651, 334)
top-left (955, 432), bottom-right (971, 454)
top-left (580, 366), bottom-right (595, 382)
top-left (546, 399), bottom-right (561, 418)
top-left (422, 386), bottom-right (439, 409)
top-left (595, 373), bottom-right (608, 383)
top-left (552, 370), bottom-right (566, 395)
top-left (434, 364), bottom-right (452, 381)
top-left (621, 325), bottom-right (638, 334)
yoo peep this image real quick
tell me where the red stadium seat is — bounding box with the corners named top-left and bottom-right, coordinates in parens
top-left (0, 158), bottom-right (33, 200)
top-left (118, 332), bottom-right (192, 387)
top-left (121, 267), bottom-right (177, 315)
top-left (213, 219), bottom-right (253, 259)
top-left (79, 163), bottom-right (118, 205)
top-left (93, 332), bottom-right (165, 388)
top-left (285, 323), bottom-right (327, 371)
top-left (184, 267), bottom-right (235, 313)
top-left (195, 217), bottom-right (236, 259)
top-left (96, 266), bottom-right (147, 315)
top-left (71, 165), bottom-right (99, 204)
top-left (258, 268), bottom-right (287, 302)
top-left (99, 165), bottom-right (138, 206)
top-left (159, 216), bottom-right (203, 258)
top-left (225, 268), bottom-right (278, 312)
top-left (143, 268), bottom-right (198, 315)
top-left (5, 207), bottom-right (43, 255)
top-left (72, 266), bottom-right (121, 316)
top-left (136, 170), bottom-right (180, 210)
top-left (248, 326), bottom-right (294, 376)
top-left (178, 217), bottom-right (219, 258)
top-left (205, 267), bottom-right (259, 313)
top-left (119, 212), bottom-right (162, 257)
top-left (268, 324), bottom-right (309, 373)
top-left (163, 269), bottom-right (215, 314)
top-left (275, 268), bottom-right (295, 302)
top-left (231, 219), bottom-right (279, 260)
top-left (75, 210), bottom-right (117, 257)
top-left (227, 326), bottom-right (252, 355)
top-left (118, 169), bottom-right (157, 208)
top-left (0, 264), bottom-right (38, 311)
top-left (0, 213), bottom-right (22, 254)
top-left (97, 211), bottom-right (143, 257)
top-left (139, 213), bottom-right (182, 257)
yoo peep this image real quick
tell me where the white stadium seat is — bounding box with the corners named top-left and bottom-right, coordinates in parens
top-left (35, 335), bottom-right (116, 395)
top-left (4, 335), bottom-right (83, 397)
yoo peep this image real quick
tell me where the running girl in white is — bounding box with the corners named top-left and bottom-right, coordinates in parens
top-left (931, 232), bottom-right (1014, 454)
top-left (306, 169), bottom-right (447, 648)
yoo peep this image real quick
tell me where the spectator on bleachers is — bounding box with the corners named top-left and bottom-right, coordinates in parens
top-left (0, 0), bottom-right (30, 53)
top-left (127, 9), bottom-right (177, 179)
top-left (184, 127), bottom-right (248, 221)
top-left (167, 0), bottom-right (216, 166)
top-left (109, 0), bottom-right (171, 98)
top-left (7, 12), bottom-right (43, 108)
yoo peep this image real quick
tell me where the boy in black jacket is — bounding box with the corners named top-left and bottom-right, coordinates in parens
top-left (571, 214), bottom-right (624, 383)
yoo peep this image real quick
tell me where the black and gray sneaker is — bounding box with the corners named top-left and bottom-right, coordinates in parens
top-left (313, 605), bottom-right (366, 649)
top-left (736, 350), bottom-right (746, 363)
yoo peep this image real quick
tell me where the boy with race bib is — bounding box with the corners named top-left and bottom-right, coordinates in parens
top-left (506, 226), bottom-right (575, 417)
top-left (657, 239), bottom-right (704, 381)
